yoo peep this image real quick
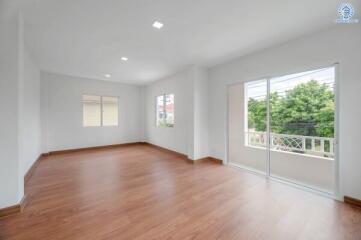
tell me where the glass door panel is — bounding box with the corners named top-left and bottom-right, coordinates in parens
top-left (269, 68), bottom-right (335, 193)
top-left (228, 80), bottom-right (268, 174)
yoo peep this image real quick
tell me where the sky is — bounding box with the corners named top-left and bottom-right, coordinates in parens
top-left (246, 67), bottom-right (335, 100)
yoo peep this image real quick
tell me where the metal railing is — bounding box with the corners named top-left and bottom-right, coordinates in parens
top-left (246, 131), bottom-right (334, 158)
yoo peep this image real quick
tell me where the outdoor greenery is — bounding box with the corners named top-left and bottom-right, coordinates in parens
top-left (248, 80), bottom-right (334, 137)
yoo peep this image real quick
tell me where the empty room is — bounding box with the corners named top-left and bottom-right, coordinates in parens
top-left (1, 0), bottom-right (361, 239)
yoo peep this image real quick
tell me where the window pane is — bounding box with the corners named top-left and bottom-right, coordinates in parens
top-left (156, 95), bottom-right (165, 127)
top-left (269, 67), bottom-right (335, 158)
top-left (102, 96), bottom-right (118, 126)
top-left (228, 81), bottom-right (267, 174)
top-left (245, 80), bottom-right (267, 148)
top-left (83, 95), bottom-right (101, 126)
top-left (165, 94), bottom-right (174, 127)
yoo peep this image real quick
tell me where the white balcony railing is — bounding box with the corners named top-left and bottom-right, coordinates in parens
top-left (246, 131), bottom-right (335, 159)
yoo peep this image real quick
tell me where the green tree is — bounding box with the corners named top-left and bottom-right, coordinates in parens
top-left (248, 80), bottom-right (334, 137)
top-left (248, 98), bottom-right (266, 131)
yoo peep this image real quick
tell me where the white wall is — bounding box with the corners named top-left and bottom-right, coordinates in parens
top-left (144, 69), bottom-right (192, 155)
top-left (20, 46), bottom-right (42, 178)
top-left (0, 3), bottom-right (41, 208)
top-left (192, 67), bottom-right (209, 160)
top-left (208, 25), bottom-right (361, 199)
top-left (41, 72), bottom-right (143, 152)
top-left (0, 2), bottom-right (22, 208)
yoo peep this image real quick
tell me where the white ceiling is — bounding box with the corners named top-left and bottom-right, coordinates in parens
top-left (20, 0), bottom-right (359, 84)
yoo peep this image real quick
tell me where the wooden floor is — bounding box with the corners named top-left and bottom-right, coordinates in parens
top-left (0, 144), bottom-right (360, 240)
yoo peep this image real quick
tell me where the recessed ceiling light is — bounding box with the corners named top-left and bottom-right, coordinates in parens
top-left (121, 57), bottom-right (128, 62)
top-left (105, 74), bottom-right (111, 78)
top-left (152, 21), bottom-right (164, 29)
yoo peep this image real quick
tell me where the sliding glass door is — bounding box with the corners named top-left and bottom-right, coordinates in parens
top-left (228, 66), bottom-right (336, 194)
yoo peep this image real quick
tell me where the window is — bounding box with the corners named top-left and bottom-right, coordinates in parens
top-left (244, 67), bottom-right (335, 158)
top-left (156, 94), bottom-right (174, 127)
top-left (102, 96), bottom-right (119, 126)
top-left (83, 95), bottom-right (101, 127)
top-left (82, 95), bottom-right (118, 127)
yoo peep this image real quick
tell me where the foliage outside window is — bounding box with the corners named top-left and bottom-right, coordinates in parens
top-left (248, 80), bottom-right (334, 138)
top-left (156, 94), bottom-right (174, 127)
top-left (245, 68), bottom-right (335, 158)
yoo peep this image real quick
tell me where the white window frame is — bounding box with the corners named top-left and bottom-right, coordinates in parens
top-left (156, 93), bottom-right (175, 128)
top-left (82, 95), bottom-right (119, 127)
